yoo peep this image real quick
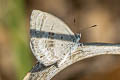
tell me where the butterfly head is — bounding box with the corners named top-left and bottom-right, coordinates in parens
top-left (75, 33), bottom-right (81, 42)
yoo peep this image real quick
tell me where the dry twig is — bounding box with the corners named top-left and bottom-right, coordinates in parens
top-left (24, 43), bottom-right (120, 80)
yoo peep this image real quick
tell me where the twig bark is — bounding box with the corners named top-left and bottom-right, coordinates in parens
top-left (24, 43), bottom-right (120, 80)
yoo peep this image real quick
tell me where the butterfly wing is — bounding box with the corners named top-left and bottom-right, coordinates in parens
top-left (30, 10), bottom-right (78, 66)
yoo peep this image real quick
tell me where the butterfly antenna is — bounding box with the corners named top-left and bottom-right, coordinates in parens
top-left (73, 18), bottom-right (97, 32)
top-left (79, 25), bottom-right (98, 32)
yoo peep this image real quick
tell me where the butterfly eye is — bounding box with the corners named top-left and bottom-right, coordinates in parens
top-left (77, 35), bottom-right (80, 38)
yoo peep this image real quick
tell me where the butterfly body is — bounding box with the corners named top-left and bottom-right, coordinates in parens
top-left (30, 10), bottom-right (81, 67)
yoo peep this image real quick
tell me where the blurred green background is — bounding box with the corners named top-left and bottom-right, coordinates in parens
top-left (0, 0), bottom-right (33, 80)
top-left (1, 0), bottom-right (120, 80)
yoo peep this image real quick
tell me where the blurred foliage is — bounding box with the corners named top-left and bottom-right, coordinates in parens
top-left (0, 0), bottom-right (33, 80)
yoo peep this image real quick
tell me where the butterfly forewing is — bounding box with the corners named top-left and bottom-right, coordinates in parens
top-left (30, 10), bottom-right (80, 66)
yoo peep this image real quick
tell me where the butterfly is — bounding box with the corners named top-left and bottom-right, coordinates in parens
top-left (30, 10), bottom-right (81, 67)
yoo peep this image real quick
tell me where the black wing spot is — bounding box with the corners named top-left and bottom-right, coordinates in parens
top-left (48, 32), bottom-right (54, 36)
top-left (61, 36), bottom-right (63, 39)
top-left (40, 55), bottom-right (43, 58)
top-left (48, 32), bottom-right (55, 39)
top-left (61, 44), bottom-right (63, 46)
